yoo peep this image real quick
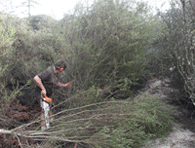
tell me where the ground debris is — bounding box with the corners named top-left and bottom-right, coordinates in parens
top-left (0, 101), bottom-right (41, 147)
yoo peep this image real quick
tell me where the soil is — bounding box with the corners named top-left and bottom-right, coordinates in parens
top-left (140, 78), bottom-right (195, 148)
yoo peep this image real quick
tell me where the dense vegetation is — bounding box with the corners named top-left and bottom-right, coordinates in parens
top-left (0, 0), bottom-right (194, 147)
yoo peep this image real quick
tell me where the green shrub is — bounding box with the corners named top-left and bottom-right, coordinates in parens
top-left (90, 95), bottom-right (174, 148)
top-left (56, 0), bottom-right (162, 99)
top-left (0, 21), bottom-right (16, 114)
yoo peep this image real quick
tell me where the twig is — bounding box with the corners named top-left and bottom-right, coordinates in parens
top-left (16, 135), bottom-right (23, 148)
top-left (74, 142), bottom-right (78, 148)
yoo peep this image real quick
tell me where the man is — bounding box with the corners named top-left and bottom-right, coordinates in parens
top-left (33, 60), bottom-right (72, 131)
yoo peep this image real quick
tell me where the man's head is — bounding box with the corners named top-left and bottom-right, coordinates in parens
top-left (54, 60), bottom-right (67, 72)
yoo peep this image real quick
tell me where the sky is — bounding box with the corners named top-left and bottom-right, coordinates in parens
top-left (1, 0), bottom-right (84, 20)
top-left (0, 0), bottom-right (171, 20)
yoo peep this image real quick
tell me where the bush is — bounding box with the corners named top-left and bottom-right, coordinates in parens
top-left (0, 21), bottom-right (16, 114)
top-left (90, 95), bottom-right (174, 148)
top-left (57, 0), bottom-right (162, 99)
top-left (0, 14), bottom-right (64, 107)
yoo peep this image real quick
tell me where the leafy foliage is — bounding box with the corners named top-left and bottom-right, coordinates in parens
top-left (0, 21), bottom-right (16, 114)
top-left (57, 0), bottom-right (162, 100)
top-left (28, 15), bottom-right (58, 30)
top-left (89, 95), bottom-right (173, 148)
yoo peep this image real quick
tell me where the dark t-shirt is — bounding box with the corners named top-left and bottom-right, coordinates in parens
top-left (35, 66), bottom-right (60, 97)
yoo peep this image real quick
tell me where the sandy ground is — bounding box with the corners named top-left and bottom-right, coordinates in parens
top-left (142, 124), bottom-right (195, 148)
top-left (140, 78), bottom-right (195, 148)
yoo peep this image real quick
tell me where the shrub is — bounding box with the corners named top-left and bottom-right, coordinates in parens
top-left (57, 0), bottom-right (162, 99)
top-left (90, 95), bottom-right (174, 148)
top-left (0, 21), bottom-right (16, 114)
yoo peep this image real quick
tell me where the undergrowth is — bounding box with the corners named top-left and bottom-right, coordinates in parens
top-left (90, 95), bottom-right (174, 148)
top-left (42, 94), bottom-right (174, 148)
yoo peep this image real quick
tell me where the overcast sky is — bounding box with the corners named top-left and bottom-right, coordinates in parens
top-left (0, 0), bottom-right (83, 19)
top-left (14, 0), bottom-right (83, 19)
top-left (0, 0), bottom-right (171, 20)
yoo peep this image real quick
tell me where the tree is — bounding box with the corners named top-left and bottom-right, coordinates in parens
top-left (28, 14), bottom-right (58, 30)
top-left (0, 0), bottom-right (14, 14)
top-left (152, 0), bottom-right (195, 105)
top-left (0, 21), bottom-right (16, 114)
top-left (59, 0), bottom-right (162, 97)
top-left (175, 0), bottom-right (195, 105)
top-left (20, 0), bottom-right (39, 17)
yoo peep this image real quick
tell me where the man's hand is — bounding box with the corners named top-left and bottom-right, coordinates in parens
top-left (64, 82), bottom-right (72, 88)
top-left (41, 91), bottom-right (51, 103)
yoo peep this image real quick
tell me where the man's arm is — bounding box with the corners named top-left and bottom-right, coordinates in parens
top-left (58, 81), bottom-right (72, 88)
top-left (33, 75), bottom-right (47, 96)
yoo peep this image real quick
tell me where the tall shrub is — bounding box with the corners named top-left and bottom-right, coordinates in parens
top-left (151, 0), bottom-right (195, 105)
top-left (59, 0), bottom-right (162, 98)
top-left (0, 21), bottom-right (16, 114)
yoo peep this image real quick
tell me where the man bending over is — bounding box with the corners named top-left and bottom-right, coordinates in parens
top-left (33, 60), bottom-right (72, 131)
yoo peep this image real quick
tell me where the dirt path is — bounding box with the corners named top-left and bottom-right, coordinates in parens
top-left (140, 78), bottom-right (195, 148)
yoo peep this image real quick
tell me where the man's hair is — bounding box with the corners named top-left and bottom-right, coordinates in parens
top-left (54, 60), bottom-right (67, 70)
